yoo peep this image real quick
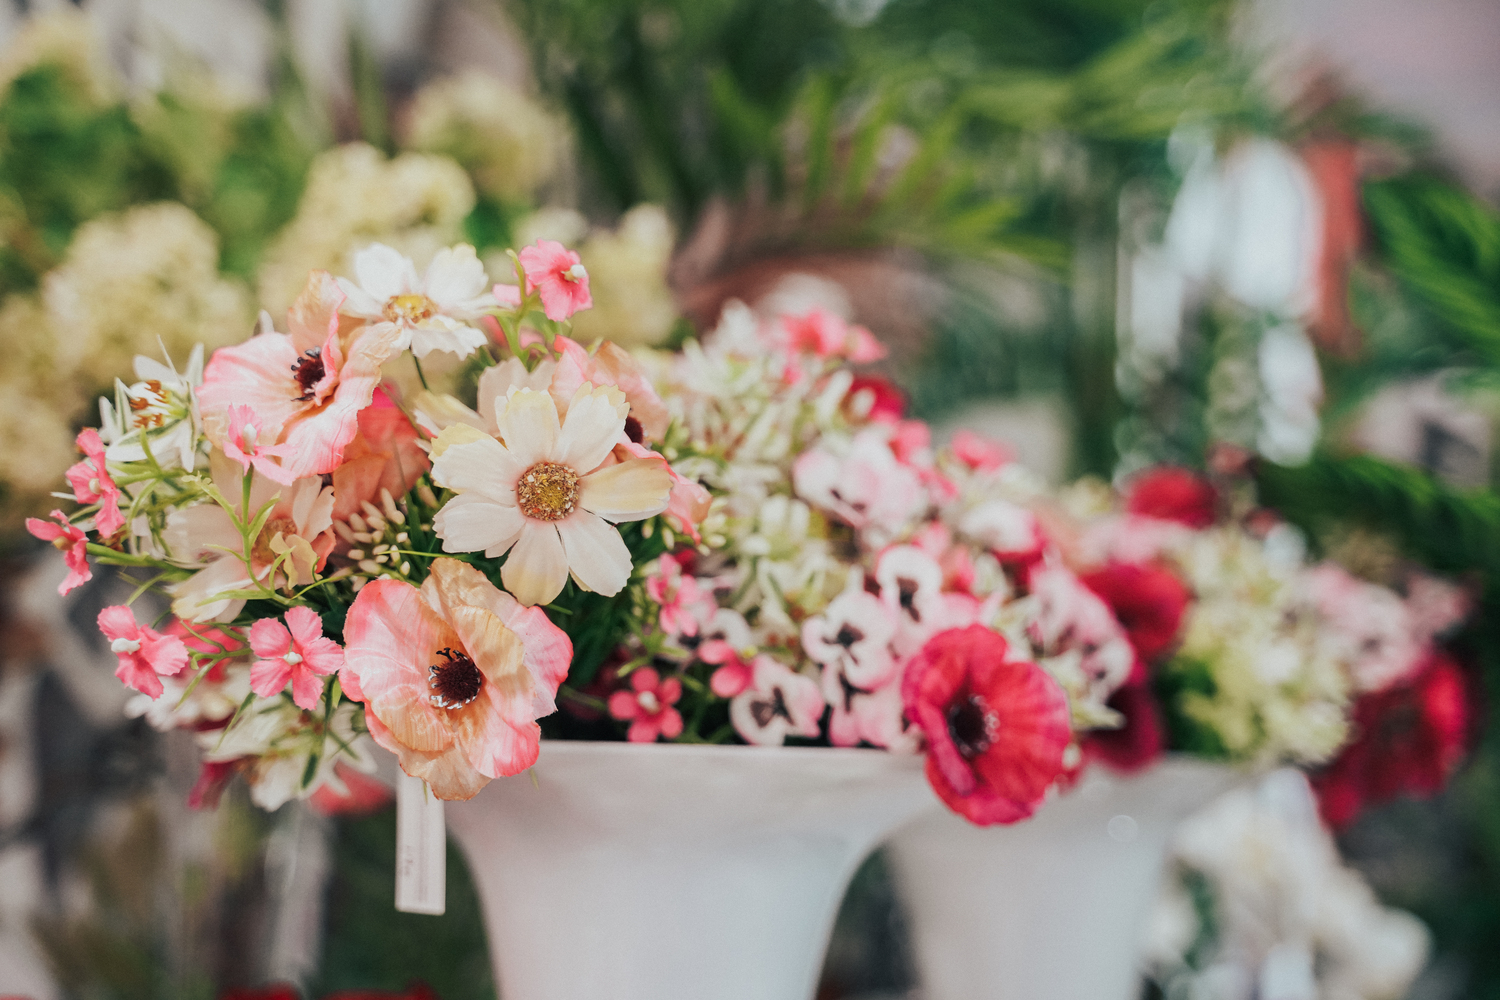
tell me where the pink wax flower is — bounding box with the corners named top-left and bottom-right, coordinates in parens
top-left (65, 428), bottom-right (125, 537)
top-left (26, 510), bottom-right (91, 595)
top-left (199, 271), bottom-right (404, 482)
top-left (729, 656), bottom-right (826, 746)
top-left (249, 606), bottom-right (346, 710)
top-left (341, 558), bottom-right (572, 800)
top-left (223, 405), bottom-right (295, 485)
top-left (709, 654), bottom-right (754, 698)
top-left (779, 309), bottom-right (886, 363)
top-left (98, 605), bottom-right (190, 699)
top-left (902, 625), bottom-right (1072, 826)
top-left (647, 554), bottom-right (715, 639)
top-left (518, 240), bottom-right (593, 321)
top-left (949, 430), bottom-right (1011, 473)
top-left (608, 667), bottom-right (684, 743)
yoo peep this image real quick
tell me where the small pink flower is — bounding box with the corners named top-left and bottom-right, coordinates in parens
top-left (710, 656), bottom-right (754, 698)
top-left (793, 428), bottom-right (927, 539)
top-left (518, 240), bottom-right (592, 321)
top-left (223, 405), bottom-right (296, 485)
top-left (98, 605), bottom-right (190, 698)
top-left (65, 429), bottom-right (125, 537)
top-left (950, 430), bottom-right (1011, 472)
top-left (729, 656), bottom-right (825, 746)
top-left (249, 606), bottom-right (346, 710)
top-left (801, 585), bottom-right (897, 689)
top-left (646, 554), bottom-right (715, 639)
top-left (608, 668), bottom-right (683, 743)
top-left (779, 309), bottom-right (886, 362)
top-left (26, 510), bottom-right (91, 595)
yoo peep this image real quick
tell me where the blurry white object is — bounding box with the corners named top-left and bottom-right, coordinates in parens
top-left (885, 758), bottom-right (1237, 1000)
top-left (1145, 769), bottom-right (1430, 1000)
top-left (1257, 323), bottom-right (1324, 464)
top-left (445, 741), bottom-right (930, 1000)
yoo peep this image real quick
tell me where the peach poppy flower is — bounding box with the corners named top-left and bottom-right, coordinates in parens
top-left (198, 271), bottom-right (403, 483)
top-left (430, 384), bottom-right (672, 606)
top-left (341, 558), bottom-right (573, 800)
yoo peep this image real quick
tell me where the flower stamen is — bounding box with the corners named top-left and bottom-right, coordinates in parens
top-left (948, 694), bottom-right (998, 760)
top-left (516, 462), bottom-right (580, 521)
top-left (428, 647), bottom-right (484, 709)
top-left (290, 348), bottom-right (325, 402)
top-left (383, 293), bottom-right (438, 325)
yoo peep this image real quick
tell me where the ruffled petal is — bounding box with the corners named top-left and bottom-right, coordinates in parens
top-left (577, 458), bottom-right (672, 522)
top-left (557, 511), bottom-right (632, 597)
top-left (97, 605), bottom-right (140, 643)
top-left (501, 521), bottom-right (569, 607)
top-left (423, 244), bottom-right (489, 308)
top-left (494, 389), bottom-right (560, 470)
top-left (353, 243), bottom-right (417, 302)
top-left (250, 657), bottom-right (293, 699)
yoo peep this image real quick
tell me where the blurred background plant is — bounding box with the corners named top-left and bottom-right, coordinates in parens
top-left (3, 0), bottom-right (1500, 997)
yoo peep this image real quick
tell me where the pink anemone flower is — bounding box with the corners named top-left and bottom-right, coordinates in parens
top-left (341, 558), bottom-right (572, 800)
top-left (27, 510), bottom-right (92, 595)
top-left (517, 240), bottom-right (592, 321)
top-left (729, 656), bottom-right (826, 746)
top-left (198, 271), bottom-right (404, 482)
top-left (98, 605), bottom-right (190, 698)
top-left (902, 625), bottom-right (1072, 825)
top-left (608, 667), bottom-right (684, 743)
top-left (249, 606), bottom-right (345, 710)
top-left (66, 428), bottom-right (125, 537)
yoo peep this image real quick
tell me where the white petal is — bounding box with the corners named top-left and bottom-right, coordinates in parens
top-left (554, 385), bottom-right (627, 474)
top-left (557, 511), bottom-right (633, 597)
top-left (501, 521), bottom-right (569, 607)
top-left (424, 244), bottom-right (489, 308)
top-left (430, 436), bottom-right (522, 505)
top-left (435, 494), bottom-right (525, 556)
top-left (577, 459), bottom-right (672, 522)
top-left (494, 389), bottom-right (560, 469)
top-left (408, 317), bottom-right (489, 360)
top-left (335, 277), bottom-right (383, 318)
top-left (478, 358), bottom-right (555, 430)
top-left (353, 243), bottom-right (417, 302)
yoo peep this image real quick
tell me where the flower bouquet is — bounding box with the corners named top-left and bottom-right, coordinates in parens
top-left (30, 234), bottom-right (1477, 998)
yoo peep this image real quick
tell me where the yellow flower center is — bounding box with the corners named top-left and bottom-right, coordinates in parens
top-left (516, 462), bottom-right (580, 521)
top-left (251, 516), bottom-right (299, 565)
top-left (383, 293), bottom-right (438, 324)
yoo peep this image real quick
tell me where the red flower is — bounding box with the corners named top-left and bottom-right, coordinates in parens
top-left (1312, 649), bottom-right (1473, 829)
top-left (1080, 561), bottom-right (1190, 667)
top-left (517, 240), bottom-right (592, 321)
top-left (1124, 466), bottom-right (1218, 528)
top-left (1082, 683), bottom-right (1164, 774)
top-left (847, 375), bottom-right (907, 423)
top-left (902, 625), bottom-right (1072, 825)
top-left (309, 761), bottom-right (396, 817)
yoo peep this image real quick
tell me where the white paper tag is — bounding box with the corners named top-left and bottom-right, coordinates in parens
top-left (395, 770), bottom-right (446, 915)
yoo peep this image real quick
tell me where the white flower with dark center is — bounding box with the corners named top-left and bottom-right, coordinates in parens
top-left (800, 582), bottom-right (896, 690)
top-left (729, 656), bottom-right (826, 746)
top-left (337, 243), bottom-right (496, 359)
top-left (431, 384), bottom-right (673, 607)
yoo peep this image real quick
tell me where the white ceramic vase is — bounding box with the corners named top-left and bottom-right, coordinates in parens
top-left (444, 740), bottom-right (931, 1000)
top-left (885, 757), bottom-right (1238, 1000)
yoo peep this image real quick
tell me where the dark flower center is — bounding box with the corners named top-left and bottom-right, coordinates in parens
top-left (833, 624), bottom-right (864, 649)
top-left (624, 415), bottom-right (644, 444)
top-left (428, 647), bottom-right (484, 709)
top-left (291, 348), bottom-right (326, 402)
top-left (750, 686), bottom-right (791, 728)
top-left (897, 578), bottom-right (921, 620)
top-left (948, 694), bottom-right (997, 759)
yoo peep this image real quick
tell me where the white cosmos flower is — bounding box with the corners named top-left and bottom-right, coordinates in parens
top-left (431, 383), bottom-right (673, 606)
top-left (337, 242), bottom-right (496, 359)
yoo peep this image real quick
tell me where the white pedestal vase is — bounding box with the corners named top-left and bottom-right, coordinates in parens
top-left (885, 757), bottom-right (1238, 1000)
top-left (444, 740), bottom-right (931, 1000)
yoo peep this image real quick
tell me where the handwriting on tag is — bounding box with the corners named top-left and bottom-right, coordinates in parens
top-left (395, 770), bottom-right (446, 915)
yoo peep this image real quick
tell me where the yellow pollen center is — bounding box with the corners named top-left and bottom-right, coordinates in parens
top-left (383, 293), bottom-right (438, 324)
top-left (516, 462), bottom-right (580, 521)
top-left (252, 516), bottom-right (298, 565)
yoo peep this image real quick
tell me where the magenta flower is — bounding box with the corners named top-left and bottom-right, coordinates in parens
top-left (98, 605), bottom-right (190, 698)
top-left (608, 668), bottom-right (683, 743)
top-left (518, 240), bottom-right (592, 321)
top-left (26, 510), bottom-right (92, 595)
top-left (66, 429), bottom-right (125, 537)
top-left (249, 606), bottom-right (345, 710)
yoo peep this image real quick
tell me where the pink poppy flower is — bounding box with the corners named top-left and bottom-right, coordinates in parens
top-left (430, 385), bottom-right (672, 607)
top-left (98, 605), bottom-right (190, 699)
top-left (949, 430), bottom-right (1011, 473)
top-left (249, 606), bottom-right (346, 710)
top-left (518, 240), bottom-right (592, 321)
top-left (729, 656), bottom-right (826, 746)
top-left (65, 428), bottom-right (125, 537)
top-left (778, 309), bottom-right (886, 363)
top-left (901, 625), bottom-right (1072, 825)
top-left (608, 667), bottom-right (684, 743)
top-left (341, 558), bottom-right (572, 800)
top-left (222, 405), bottom-right (296, 485)
top-left (199, 271), bottom-right (404, 482)
top-left (27, 510), bottom-right (91, 595)
top-left (337, 243), bottom-right (498, 358)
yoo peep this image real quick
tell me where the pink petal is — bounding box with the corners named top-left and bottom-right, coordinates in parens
top-left (116, 654), bottom-right (164, 698)
top-left (626, 717), bottom-right (660, 743)
top-left (608, 690), bottom-right (640, 720)
top-left (289, 667), bottom-right (325, 710)
top-left (97, 605), bottom-right (140, 643)
top-left (299, 635), bottom-right (346, 676)
top-left (250, 657), bottom-right (293, 699)
top-left (658, 708), bottom-right (684, 740)
top-left (140, 631), bottom-right (190, 676)
top-left (249, 618), bottom-right (293, 659)
top-left (283, 605), bottom-right (326, 650)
